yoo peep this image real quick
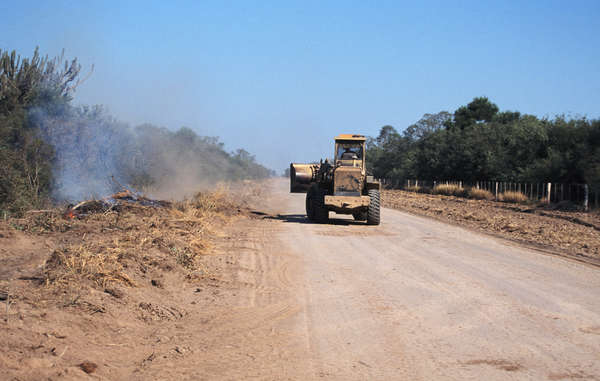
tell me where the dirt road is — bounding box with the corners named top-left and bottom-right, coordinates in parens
top-left (157, 179), bottom-right (599, 380)
top-left (8, 179), bottom-right (598, 380)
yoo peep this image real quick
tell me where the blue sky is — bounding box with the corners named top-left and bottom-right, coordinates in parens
top-left (1, 1), bottom-right (599, 171)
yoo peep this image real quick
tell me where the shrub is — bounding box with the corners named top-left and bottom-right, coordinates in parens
top-left (468, 188), bottom-right (494, 200)
top-left (499, 191), bottom-right (528, 203)
top-left (433, 184), bottom-right (466, 197)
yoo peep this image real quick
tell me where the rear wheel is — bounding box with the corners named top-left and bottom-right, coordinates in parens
top-left (367, 189), bottom-right (380, 225)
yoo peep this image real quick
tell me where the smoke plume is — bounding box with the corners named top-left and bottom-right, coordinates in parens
top-left (30, 105), bottom-right (272, 201)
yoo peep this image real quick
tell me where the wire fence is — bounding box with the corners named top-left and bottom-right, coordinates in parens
top-left (380, 179), bottom-right (598, 210)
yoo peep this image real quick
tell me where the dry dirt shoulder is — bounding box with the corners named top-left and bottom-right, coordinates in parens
top-left (0, 183), bottom-right (276, 380)
top-left (383, 189), bottom-right (600, 266)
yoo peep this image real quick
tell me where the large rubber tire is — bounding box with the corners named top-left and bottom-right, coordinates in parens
top-left (308, 184), bottom-right (329, 223)
top-left (306, 187), bottom-right (315, 221)
top-left (367, 189), bottom-right (380, 225)
top-left (352, 211), bottom-right (367, 221)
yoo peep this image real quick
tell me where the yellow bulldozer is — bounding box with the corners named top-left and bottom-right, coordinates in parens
top-left (290, 134), bottom-right (380, 225)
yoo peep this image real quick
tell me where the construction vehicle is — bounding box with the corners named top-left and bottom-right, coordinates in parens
top-left (289, 134), bottom-right (380, 225)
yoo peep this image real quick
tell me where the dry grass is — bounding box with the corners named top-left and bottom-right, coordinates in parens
top-left (44, 245), bottom-right (135, 288)
top-left (175, 185), bottom-right (238, 216)
top-left (9, 210), bottom-right (71, 233)
top-left (499, 191), bottom-right (529, 203)
top-left (468, 188), bottom-right (495, 200)
top-left (433, 184), bottom-right (466, 197)
top-left (405, 185), bottom-right (422, 193)
top-left (40, 188), bottom-right (242, 291)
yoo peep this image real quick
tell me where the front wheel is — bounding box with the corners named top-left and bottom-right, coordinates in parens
top-left (306, 189), bottom-right (315, 221)
top-left (367, 189), bottom-right (380, 225)
top-left (307, 184), bottom-right (329, 223)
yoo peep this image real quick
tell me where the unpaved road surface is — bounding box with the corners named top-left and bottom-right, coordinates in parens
top-left (196, 179), bottom-right (600, 380)
top-left (4, 179), bottom-right (599, 380)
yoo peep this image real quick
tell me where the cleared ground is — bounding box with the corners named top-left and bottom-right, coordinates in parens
top-left (384, 189), bottom-right (600, 264)
top-left (2, 179), bottom-right (600, 380)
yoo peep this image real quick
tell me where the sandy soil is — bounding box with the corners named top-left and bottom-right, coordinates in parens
top-left (383, 190), bottom-right (600, 265)
top-left (2, 179), bottom-right (600, 380)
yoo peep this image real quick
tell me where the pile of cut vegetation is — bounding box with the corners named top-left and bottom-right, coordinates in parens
top-left (0, 183), bottom-right (257, 379)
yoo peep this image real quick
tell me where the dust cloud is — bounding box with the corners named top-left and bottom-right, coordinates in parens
top-left (30, 105), bottom-right (272, 202)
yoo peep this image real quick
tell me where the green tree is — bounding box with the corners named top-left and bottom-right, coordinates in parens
top-left (0, 47), bottom-right (82, 213)
top-left (369, 96), bottom-right (599, 198)
top-left (404, 111), bottom-right (451, 141)
top-left (452, 96), bottom-right (499, 130)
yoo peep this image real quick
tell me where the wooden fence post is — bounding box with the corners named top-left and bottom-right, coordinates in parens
top-left (541, 183), bottom-right (544, 200)
top-left (495, 182), bottom-right (498, 201)
top-left (547, 183), bottom-right (552, 204)
top-left (584, 184), bottom-right (589, 211)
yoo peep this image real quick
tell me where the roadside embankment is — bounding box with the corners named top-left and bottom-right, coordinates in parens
top-left (0, 181), bottom-right (264, 380)
top-left (383, 190), bottom-right (600, 264)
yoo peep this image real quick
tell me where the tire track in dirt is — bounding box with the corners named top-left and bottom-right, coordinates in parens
top-left (131, 212), bottom-right (314, 380)
top-left (80, 179), bottom-right (600, 380)
top-left (252, 179), bottom-right (600, 380)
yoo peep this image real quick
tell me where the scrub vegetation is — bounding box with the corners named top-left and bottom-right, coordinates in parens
top-left (367, 97), bottom-right (600, 198)
top-left (0, 48), bottom-right (273, 215)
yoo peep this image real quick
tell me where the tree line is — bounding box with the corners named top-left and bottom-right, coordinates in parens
top-left (366, 97), bottom-right (600, 194)
top-left (0, 48), bottom-right (273, 215)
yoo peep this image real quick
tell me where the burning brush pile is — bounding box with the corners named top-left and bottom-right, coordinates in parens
top-left (63, 189), bottom-right (172, 220)
top-left (4, 186), bottom-right (244, 296)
